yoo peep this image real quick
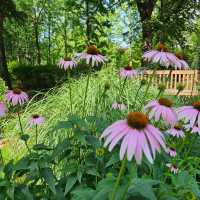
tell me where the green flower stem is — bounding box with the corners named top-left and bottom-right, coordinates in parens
top-left (121, 164), bottom-right (137, 200)
top-left (166, 69), bottom-right (173, 82)
top-left (175, 89), bottom-right (182, 97)
top-left (17, 112), bottom-right (31, 153)
top-left (95, 87), bottom-right (107, 115)
top-left (35, 124), bottom-right (38, 145)
top-left (155, 90), bottom-right (163, 99)
top-left (67, 70), bottom-right (73, 113)
top-left (139, 68), bottom-right (157, 110)
top-left (132, 84), bottom-right (142, 110)
top-left (82, 71), bottom-right (91, 116)
top-left (118, 77), bottom-right (127, 102)
top-left (111, 159), bottom-right (127, 200)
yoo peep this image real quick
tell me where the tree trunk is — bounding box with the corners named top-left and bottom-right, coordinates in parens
top-left (0, 15), bottom-right (12, 89)
top-left (47, 14), bottom-right (51, 64)
top-left (34, 22), bottom-right (41, 65)
top-left (136, 0), bottom-right (157, 51)
top-left (64, 8), bottom-right (68, 55)
top-left (85, 0), bottom-right (91, 44)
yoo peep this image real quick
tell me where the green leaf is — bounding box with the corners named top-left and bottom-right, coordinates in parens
top-left (74, 130), bottom-right (86, 145)
top-left (172, 171), bottom-right (200, 198)
top-left (105, 152), bottom-right (119, 168)
top-left (7, 185), bottom-right (15, 200)
top-left (86, 168), bottom-right (100, 177)
top-left (128, 178), bottom-right (160, 200)
top-left (21, 187), bottom-right (34, 200)
top-left (71, 187), bottom-right (96, 200)
top-left (77, 170), bottom-right (82, 183)
top-left (64, 176), bottom-right (77, 195)
top-left (20, 134), bottom-right (30, 142)
top-left (51, 139), bottom-right (70, 159)
top-left (93, 187), bottom-right (112, 200)
top-left (4, 160), bottom-right (14, 179)
top-left (33, 143), bottom-right (53, 151)
top-left (86, 135), bottom-right (101, 148)
top-left (93, 176), bottom-right (115, 200)
top-left (40, 167), bottom-right (56, 194)
top-left (53, 121), bottom-right (73, 132)
top-left (14, 157), bottom-right (29, 171)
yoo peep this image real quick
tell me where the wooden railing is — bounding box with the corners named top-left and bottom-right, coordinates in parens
top-left (137, 70), bottom-right (199, 96)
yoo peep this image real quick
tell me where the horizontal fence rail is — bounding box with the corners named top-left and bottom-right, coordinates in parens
top-left (137, 70), bottom-right (199, 96)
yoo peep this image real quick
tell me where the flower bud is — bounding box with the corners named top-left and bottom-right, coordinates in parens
top-left (140, 79), bottom-right (147, 86)
top-left (104, 82), bottom-right (111, 91)
top-left (176, 83), bottom-right (185, 92)
top-left (96, 148), bottom-right (105, 157)
top-left (158, 83), bottom-right (166, 92)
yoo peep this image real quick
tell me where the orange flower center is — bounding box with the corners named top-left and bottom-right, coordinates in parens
top-left (172, 164), bottom-right (178, 169)
top-left (13, 88), bottom-right (22, 95)
top-left (32, 114), bottom-right (39, 119)
top-left (175, 53), bottom-right (184, 60)
top-left (86, 45), bottom-right (99, 55)
top-left (170, 147), bottom-right (176, 151)
top-left (174, 124), bottom-right (181, 130)
top-left (158, 98), bottom-right (173, 107)
top-left (124, 66), bottom-right (133, 70)
top-left (192, 101), bottom-right (200, 111)
top-left (64, 57), bottom-right (72, 61)
top-left (127, 112), bottom-right (148, 130)
top-left (156, 42), bottom-right (168, 52)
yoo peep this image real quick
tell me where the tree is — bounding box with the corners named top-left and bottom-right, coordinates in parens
top-left (0, 0), bottom-right (26, 89)
top-left (135, 0), bottom-right (157, 51)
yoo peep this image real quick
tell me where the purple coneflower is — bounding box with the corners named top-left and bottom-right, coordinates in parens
top-left (166, 147), bottom-right (177, 157)
top-left (0, 102), bottom-right (7, 117)
top-left (184, 124), bottom-right (200, 136)
top-left (101, 112), bottom-right (166, 164)
top-left (191, 126), bottom-right (200, 135)
top-left (144, 98), bottom-right (178, 127)
top-left (29, 114), bottom-right (44, 126)
top-left (76, 45), bottom-right (106, 67)
top-left (5, 88), bottom-right (28, 106)
top-left (58, 57), bottom-right (77, 70)
top-left (177, 101), bottom-right (200, 128)
top-left (142, 43), bottom-right (182, 69)
top-left (166, 124), bottom-right (185, 138)
top-left (166, 163), bottom-right (179, 174)
top-left (120, 66), bottom-right (137, 78)
top-left (175, 53), bottom-right (189, 69)
top-left (112, 102), bottom-right (127, 110)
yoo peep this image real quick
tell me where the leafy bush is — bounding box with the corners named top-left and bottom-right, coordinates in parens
top-left (11, 64), bottom-right (64, 91)
top-left (0, 78), bottom-right (7, 100)
top-left (10, 63), bottom-right (103, 92)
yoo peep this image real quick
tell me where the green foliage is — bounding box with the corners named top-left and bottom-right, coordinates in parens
top-left (0, 78), bottom-right (7, 100)
top-left (11, 64), bottom-right (64, 91)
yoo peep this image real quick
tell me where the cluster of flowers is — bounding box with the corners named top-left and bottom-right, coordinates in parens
top-left (102, 96), bottom-right (200, 174)
top-left (100, 44), bottom-right (194, 174)
top-left (0, 42), bottom-right (192, 176)
top-left (58, 45), bottom-right (107, 70)
top-left (0, 89), bottom-right (44, 147)
top-left (143, 42), bottom-right (189, 69)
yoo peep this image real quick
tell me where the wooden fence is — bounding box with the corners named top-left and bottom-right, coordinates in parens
top-left (137, 70), bottom-right (199, 96)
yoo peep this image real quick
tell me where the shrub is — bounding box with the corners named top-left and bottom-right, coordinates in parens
top-left (0, 78), bottom-right (7, 100)
top-left (10, 63), bottom-right (102, 92)
top-left (11, 64), bottom-right (64, 91)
